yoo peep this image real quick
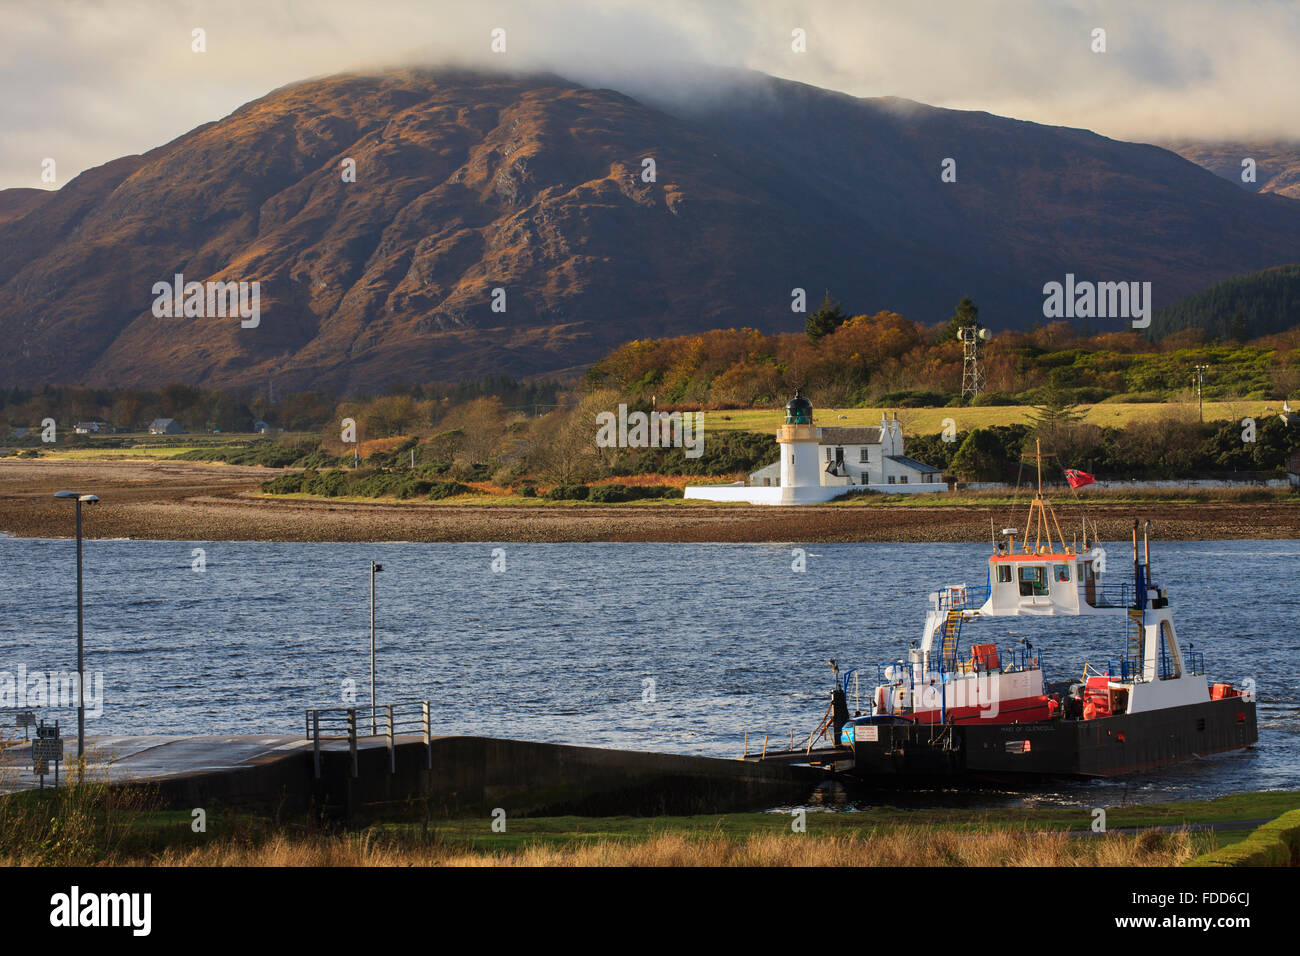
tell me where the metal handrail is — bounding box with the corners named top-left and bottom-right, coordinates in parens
top-left (937, 584), bottom-right (989, 612)
top-left (305, 701), bottom-right (433, 779)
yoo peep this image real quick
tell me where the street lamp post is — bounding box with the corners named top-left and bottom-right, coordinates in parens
top-left (53, 490), bottom-right (99, 771)
top-left (370, 560), bottom-right (383, 734)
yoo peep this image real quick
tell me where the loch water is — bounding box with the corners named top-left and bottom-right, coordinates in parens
top-left (2, 537), bottom-right (1295, 807)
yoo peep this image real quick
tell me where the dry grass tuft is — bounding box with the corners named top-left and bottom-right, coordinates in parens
top-left (134, 825), bottom-right (1198, 868)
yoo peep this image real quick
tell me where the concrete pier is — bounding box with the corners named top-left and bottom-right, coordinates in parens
top-left (0, 734), bottom-right (827, 822)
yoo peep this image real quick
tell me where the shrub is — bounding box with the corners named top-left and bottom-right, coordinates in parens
top-left (427, 481), bottom-right (472, 500)
top-left (587, 484), bottom-right (683, 502)
top-left (588, 484), bottom-right (631, 502)
top-left (545, 484), bottom-right (590, 500)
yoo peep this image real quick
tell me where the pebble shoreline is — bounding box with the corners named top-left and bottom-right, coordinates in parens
top-left (3, 460), bottom-right (1297, 543)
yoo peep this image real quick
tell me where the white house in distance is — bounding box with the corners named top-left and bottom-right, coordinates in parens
top-left (685, 390), bottom-right (943, 505)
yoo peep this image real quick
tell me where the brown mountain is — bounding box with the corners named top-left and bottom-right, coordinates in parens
top-left (1163, 139), bottom-right (1300, 200)
top-left (2, 67), bottom-right (1299, 392)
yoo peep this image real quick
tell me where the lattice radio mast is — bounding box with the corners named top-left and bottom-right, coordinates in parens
top-left (959, 326), bottom-right (991, 401)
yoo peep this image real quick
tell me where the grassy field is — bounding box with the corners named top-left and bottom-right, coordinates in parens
top-left (33, 446), bottom-right (211, 460)
top-left (703, 401), bottom-right (1278, 435)
top-left (9, 432), bottom-right (316, 461)
top-left (2, 779), bottom-right (1294, 866)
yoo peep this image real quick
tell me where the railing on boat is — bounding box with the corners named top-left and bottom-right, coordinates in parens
top-left (1100, 650), bottom-right (1206, 683)
top-left (872, 645), bottom-right (1043, 690)
top-left (1085, 581), bottom-right (1133, 609)
top-left (937, 584), bottom-right (988, 612)
top-left (999, 646), bottom-right (1042, 674)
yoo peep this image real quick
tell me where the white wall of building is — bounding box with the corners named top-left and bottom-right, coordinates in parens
top-left (685, 411), bottom-right (943, 505)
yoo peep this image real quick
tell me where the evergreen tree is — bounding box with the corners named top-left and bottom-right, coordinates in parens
top-left (939, 296), bottom-right (982, 343)
top-left (805, 292), bottom-right (850, 341)
top-left (949, 428), bottom-right (1006, 481)
top-left (1028, 385), bottom-right (1086, 432)
top-left (1226, 310), bottom-right (1250, 344)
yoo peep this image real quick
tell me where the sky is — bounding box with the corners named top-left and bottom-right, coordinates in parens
top-left (2, 0), bottom-right (1298, 191)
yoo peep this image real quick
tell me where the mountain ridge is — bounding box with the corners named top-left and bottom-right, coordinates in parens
top-left (2, 66), bottom-right (1298, 391)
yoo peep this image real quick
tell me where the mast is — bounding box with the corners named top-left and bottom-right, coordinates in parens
top-left (1018, 439), bottom-right (1070, 554)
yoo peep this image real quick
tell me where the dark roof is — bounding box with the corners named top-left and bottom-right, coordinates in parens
top-left (819, 426), bottom-right (882, 445)
top-left (886, 454), bottom-right (941, 474)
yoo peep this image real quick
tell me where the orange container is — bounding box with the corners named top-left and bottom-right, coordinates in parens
top-left (971, 643), bottom-right (1000, 671)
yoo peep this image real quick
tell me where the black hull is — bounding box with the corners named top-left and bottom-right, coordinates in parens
top-left (846, 695), bottom-right (1256, 784)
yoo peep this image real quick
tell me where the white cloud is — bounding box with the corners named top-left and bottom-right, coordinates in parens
top-left (1, 0), bottom-right (1297, 191)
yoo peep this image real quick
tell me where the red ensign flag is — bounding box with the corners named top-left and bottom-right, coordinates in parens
top-left (1065, 468), bottom-right (1096, 489)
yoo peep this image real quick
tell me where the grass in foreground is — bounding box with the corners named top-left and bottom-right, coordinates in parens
top-left (3, 782), bottom-right (1294, 866)
top-left (131, 826), bottom-right (1198, 867)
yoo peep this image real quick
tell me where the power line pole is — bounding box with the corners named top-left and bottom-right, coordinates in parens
top-left (1193, 364), bottom-right (1210, 423)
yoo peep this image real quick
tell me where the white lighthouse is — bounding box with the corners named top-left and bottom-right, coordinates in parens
top-left (777, 389), bottom-right (826, 503)
top-left (683, 389), bottom-right (943, 505)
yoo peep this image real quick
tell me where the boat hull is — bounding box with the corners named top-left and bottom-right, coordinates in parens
top-left (845, 695), bottom-right (1256, 783)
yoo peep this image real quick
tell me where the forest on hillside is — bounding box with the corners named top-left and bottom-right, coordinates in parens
top-left (1150, 265), bottom-right (1300, 340)
top-left (5, 307), bottom-right (1300, 493)
top-left (587, 301), bottom-right (1300, 410)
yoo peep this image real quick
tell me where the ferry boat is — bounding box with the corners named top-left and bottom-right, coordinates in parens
top-left (753, 443), bottom-right (1258, 784)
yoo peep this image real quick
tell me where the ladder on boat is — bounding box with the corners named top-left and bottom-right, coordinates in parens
top-left (1124, 607), bottom-right (1144, 680)
top-left (939, 608), bottom-right (963, 672)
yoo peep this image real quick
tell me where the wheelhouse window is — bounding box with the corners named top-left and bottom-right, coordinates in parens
top-left (1053, 564), bottom-right (1071, 583)
top-left (996, 564), bottom-right (1013, 584)
top-left (1018, 564), bottom-right (1047, 596)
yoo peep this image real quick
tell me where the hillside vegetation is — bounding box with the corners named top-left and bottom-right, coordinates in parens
top-left (588, 311), bottom-right (1300, 409)
top-left (1151, 265), bottom-right (1300, 340)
